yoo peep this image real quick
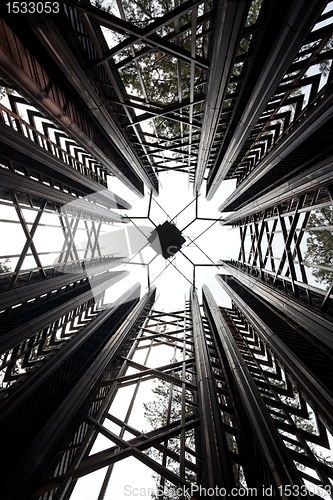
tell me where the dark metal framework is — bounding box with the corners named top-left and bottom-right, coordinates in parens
top-left (20, 287), bottom-right (289, 500)
top-left (2, 0), bottom-right (333, 194)
top-left (1, 0), bottom-right (333, 499)
top-left (0, 12), bottom-right (148, 195)
top-left (1, 283), bottom-right (150, 498)
top-left (123, 190), bottom-right (222, 289)
top-left (0, 0), bottom-right (266, 186)
top-left (210, 0), bottom-right (333, 201)
top-left (7, 284), bottom-right (332, 500)
top-left (31, 295), bottom-right (203, 499)
top-left (220, 183), bottom-right (333, 316)
top-left (204, 282), bottom-right (333, 498)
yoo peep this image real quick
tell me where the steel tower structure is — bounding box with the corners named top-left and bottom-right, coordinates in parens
top-left (1, 1), bottom-right (333, 499)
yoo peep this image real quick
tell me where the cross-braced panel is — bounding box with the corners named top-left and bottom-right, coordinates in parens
top-left (210, 0), bottom-right (333, 201)
top-left (0, 158), bottom-right (125, 300)
top-left (0, 84), bottom-right (129, 304)
top-left (32, 297), bottom-right (201, 499)
top-left (221, 186), bottom-right (333, 316)
top-left (57, 0), bottom-right (212, 183)
top-left (223, 304), bottom-right (333, 498)
top-left (31, 289), bottom-right (261, 500)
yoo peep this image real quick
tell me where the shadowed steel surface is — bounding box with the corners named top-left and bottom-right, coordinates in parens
top-left (191, 286), bottom-right (235, 491)
top-left (1, 1), bottom-right (333, 498)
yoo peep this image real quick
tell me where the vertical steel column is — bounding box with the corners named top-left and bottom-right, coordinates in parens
top-left (218, 262), bottom-right (333, 350)
top-left (209, 279), bottom-right (333, 496)
top-left (190, 287), bottom-right (235, 494)
top-left (0, 271), bottom-right (130, 418)
top-left (3, 285), bottom-right (153, 500)
top-left (207, 0), bottom-right (328, 200)
top-left (215, 273), bottom-right (333, 433)
top-left (194, 0), bottom-right (251, 192)
top-left (0, 15), bottom-right (146, 196)
top-left (30, 297), bottom-right (200, 500)
top-left (202, 285), bottom-right (305, 498)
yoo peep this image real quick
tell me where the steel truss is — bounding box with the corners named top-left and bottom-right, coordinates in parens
top-left (0, 88), bottom-right (130, 300)
top-left (0, 148), bottom-right (129, 320)
top-left (204, 283), bottom-right (333, 498)
top-left (210, 0), bottom-right (333, 201)
top-left (0, 14), bottom-right (147, 195)
top-left (2, 1), bottom-right (333, 194)
top-left (26, 287), bottom-right (258, 500)
top-left (0, 0), bottom-right (276, 187)
top-left (0, 283), bottom-right (146, 499)
top-left (0, 81), bottom-right (133, 319)
top-left (0, 40), bottom-right (143, 495)
top-left (220, 180), bottom-right (333, 316)
top-left (1, 1), bottom-right (333, 499)
top-left (4, 284), bottom-right (331, 499)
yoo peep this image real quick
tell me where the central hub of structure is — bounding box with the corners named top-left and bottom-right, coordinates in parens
top-left (148, 221), bottom-right (186, 259)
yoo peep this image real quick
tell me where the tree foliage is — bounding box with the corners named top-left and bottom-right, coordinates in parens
top-left (304, 207), bottom-right (333, 287)
top-left (143, 370), bottom-right (196, 498)
top-left (0, 86), bottom-right (14, 101)
top-left (144, 378), bottom-right (181, 429)
top-left (93, 0), bottom-right (265, 140)
top-left (0, 259), bottom-right (11, 273)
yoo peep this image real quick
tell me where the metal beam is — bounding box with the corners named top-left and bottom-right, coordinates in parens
top-left (0, 270), bottom-right (129, 362)
top-left (194, 0), bottom-right (250, 192)
top-left (207, 0), bottom-right (327, 200)
top-left (218, 262), bottom-right (333, 350)
top-left (2, 285), bottom-right (154, 500)
top-left (0, 168), bottom-right (123, 223)
top-left (63, 0), bottom-right (209, 70)
top-left (220, 154), bottom-right (333, 221)
top-left (190, 286), bottom-right (235, 491)
top-left (0, 19), bottom-right (145, 197)
top-left (0, 257), bottom-right (122, 312)
top-left (215, 274), bottom-right (333, 433)
top-left (219, 90), bottom-right (333, 212)
top-left (0, 120), bottom-right (131, 210)
top-left (202, 284), bottom-right (305, 495)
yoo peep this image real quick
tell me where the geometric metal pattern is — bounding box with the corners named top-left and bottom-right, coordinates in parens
top-left (223, 305), bottom-right (333, 498)
top-left (0, 15), bottom-right (147, 195)
top-left (2, 0), bottom-right (332, 196)
top-left (32, 295), bottom-right (201, 499)
top-left (58, 0), bottom-right (211, 182)
top-left (1, 94), bottom-right (109, 188)
top-left (28, 288), bottom-right (283, 500)
top-left (203, 283), bottom-right (333, 498)
top-left (0, 283), bottom-right (146, 499)
top-left (0, 270), bottom-right (124, 393)
top-left (14, 284), bottom-right (332, 499)
top-left (221, 185), bottom-right (333, 315)
top-left (1, 1), bottom-right (333, 499)
top-left (209, 0), bottom-right (333, 201)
